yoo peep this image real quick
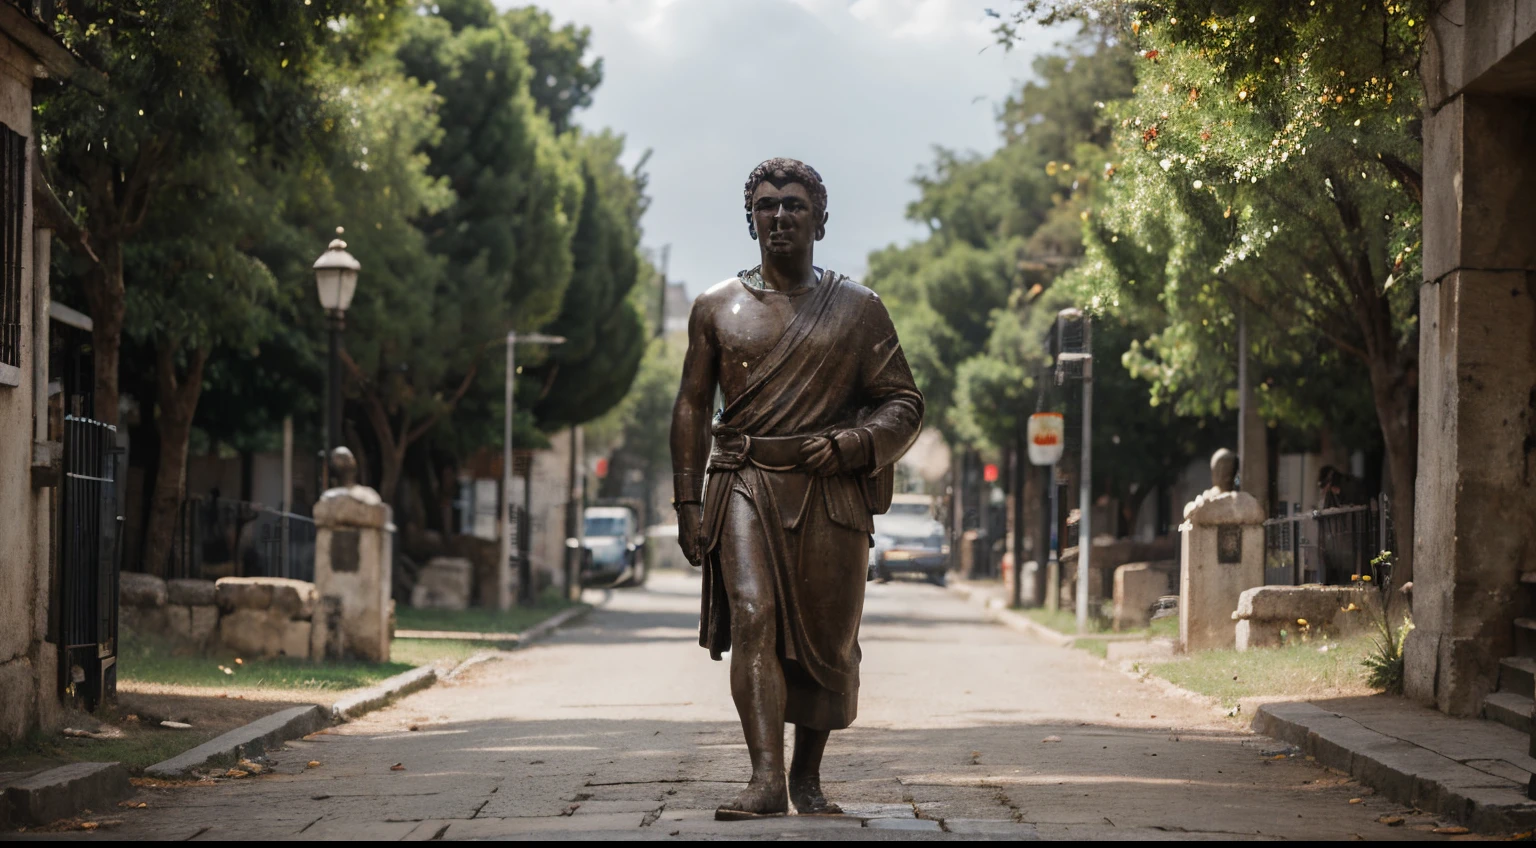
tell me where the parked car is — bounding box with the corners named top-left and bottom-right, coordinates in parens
top-left (582, 506), bottom-right (646, 588)
top-left (869, 494), bottom-right (949, 586)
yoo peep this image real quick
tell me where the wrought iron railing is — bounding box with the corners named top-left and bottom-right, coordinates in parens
top-left (170, 496), bottom-right (317, 582)
top-left (1262, 495), bottom-right (1394, 590)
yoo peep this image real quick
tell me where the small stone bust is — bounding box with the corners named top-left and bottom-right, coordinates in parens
top-left (330, 446), bottom-right (360, 488)
top-left (1210, 448), bottom-right (1238, 493)
top-left (1184, 447), bottom-right (1263, 524)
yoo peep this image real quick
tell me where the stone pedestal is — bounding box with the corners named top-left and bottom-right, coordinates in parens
top-left (1179, 490), bottom-right (1265, 652)
top-left (412, 557), bottom-right (472, 611)
top-left (313, 485), bottom-right (393, 662)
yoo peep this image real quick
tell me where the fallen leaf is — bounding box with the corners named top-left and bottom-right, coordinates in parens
top-left (1042, 735), bottom-right (1062, 743)
top-left (160, 721), bottom-right (192, 730)
top-left (1270, 754), bottom-right (1288, 761)
top-left (390, 763), bottom-right (405, 771)
top-left (1348, 798), bottom-right (1363, 804)
top-left (234, 658), bottom-right (244, 665)
top-left (1377, 816), bottom-right (1403, 826)
top-left (1432, 826), bottom-right (1469, 834)
top-left (224, 769), bottom-right (248, 779)
top-left (408, 724), bottom-right (420, 732)
top-left (80, 822), bottom-right (99, 831)
top-left (307, 760), bottom-right (321, 769)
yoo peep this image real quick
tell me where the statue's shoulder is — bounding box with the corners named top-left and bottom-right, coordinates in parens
top-left (689, 277), bottom-right (743, 320)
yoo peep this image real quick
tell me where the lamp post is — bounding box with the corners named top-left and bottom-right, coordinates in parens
top-left (313, 227), bottom-right (361, 488)
top-left (502, 331), bottom-right (565, 609)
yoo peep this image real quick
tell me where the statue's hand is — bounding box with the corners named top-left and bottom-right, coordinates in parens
top-left (677, 503), bottom-right (704, 567)
top-left (801, 436), bottom-right (841, 477)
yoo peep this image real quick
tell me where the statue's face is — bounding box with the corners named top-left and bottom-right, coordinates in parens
top-left (751, 181), bottom-right (819, 255)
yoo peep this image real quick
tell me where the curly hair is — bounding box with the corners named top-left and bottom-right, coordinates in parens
top-left (743, 158), bottom-right (827, 240)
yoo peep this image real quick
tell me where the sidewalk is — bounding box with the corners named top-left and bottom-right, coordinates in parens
top-left (1256, 696), bottom-right (1536, 832)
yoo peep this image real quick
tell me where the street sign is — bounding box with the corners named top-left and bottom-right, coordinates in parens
top-left (1027, 412), bottom-right (1065, 466)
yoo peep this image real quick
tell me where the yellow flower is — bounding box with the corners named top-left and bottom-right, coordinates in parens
top-left (1297, 618), bottom-right (1308, 626)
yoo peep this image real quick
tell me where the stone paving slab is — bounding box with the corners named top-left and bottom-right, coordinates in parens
top-left (1255, 699), bottom-right (1536, 832)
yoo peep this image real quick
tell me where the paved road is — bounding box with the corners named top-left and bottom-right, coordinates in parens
top-left (86, 571), bottom-right (1453, 841)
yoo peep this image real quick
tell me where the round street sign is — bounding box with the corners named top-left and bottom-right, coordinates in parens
top-left (1027, 412), bottom-right (1065, 466)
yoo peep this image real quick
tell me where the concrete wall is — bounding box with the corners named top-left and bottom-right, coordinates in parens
top-left (0, 29), bottom-right (56, 747)
top-left (1409, 0), bottom-right (1536, 715)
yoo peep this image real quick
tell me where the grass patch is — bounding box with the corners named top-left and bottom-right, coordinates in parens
top-left (1146, 634), bottom-right (1377, 709)
top-left (394, 592), bottom-right (577, 635)
top-left (9, 724), bottom-right (224, 772)
top-left (1074, 638), bottom-right (1110, 659)
top-left (1023, 607), bottom-right (1111, 636)
top-left (390, 637), bottom-right (496, 668)
top-left (119, 634), bottom-right (411, 692)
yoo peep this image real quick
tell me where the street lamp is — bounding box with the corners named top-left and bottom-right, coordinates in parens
top-left (313, 227), bottom-right (360, 487)
top-left (502, 331), bottom-right (565, 609)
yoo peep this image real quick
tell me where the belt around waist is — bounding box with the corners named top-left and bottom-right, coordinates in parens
top-left (714, 434), bottom-right (814, 472)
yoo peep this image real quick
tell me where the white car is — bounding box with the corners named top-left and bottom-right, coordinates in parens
top-left (869, 494), bottom-right (949, 585)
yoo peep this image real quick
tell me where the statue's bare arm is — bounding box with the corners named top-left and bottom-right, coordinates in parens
top-left (670, 295), bottom-right (720, 564)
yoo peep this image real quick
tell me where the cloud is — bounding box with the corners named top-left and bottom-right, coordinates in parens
top-left (499, 0), bottom-right (1066, 293)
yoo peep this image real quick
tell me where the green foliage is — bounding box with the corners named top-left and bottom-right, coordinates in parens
top-left (529, 132), bottom-right (650, 430)
top-left (1363, 603), bottom-right (1412, 694)
top-left (502, 5), bottom-right (603, 134)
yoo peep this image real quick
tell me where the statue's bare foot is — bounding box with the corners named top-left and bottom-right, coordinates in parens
top-left (715, 774), bottom-right (788, 821)
top-left (789, 772), bottom-right (842, 815)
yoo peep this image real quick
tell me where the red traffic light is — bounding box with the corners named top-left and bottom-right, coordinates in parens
top-left (595, 457), bottom-right (609, 478)
top-left (983, 463), bottom-right (998, 483)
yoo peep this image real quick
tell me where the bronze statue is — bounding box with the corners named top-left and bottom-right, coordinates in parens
top-left (670, 159), bottom-right (924, 820)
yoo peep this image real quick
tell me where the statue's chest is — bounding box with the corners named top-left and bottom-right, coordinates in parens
top-left (714, 293), bottom-right (798, 368)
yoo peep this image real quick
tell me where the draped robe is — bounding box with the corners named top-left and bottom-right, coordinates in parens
top-left (697, 270), bottom-right (924, 729)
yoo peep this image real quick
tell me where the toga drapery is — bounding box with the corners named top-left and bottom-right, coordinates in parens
top-left (697, 269), bottom-right (924, 729)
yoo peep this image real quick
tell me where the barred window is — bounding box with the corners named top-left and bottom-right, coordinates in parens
top-left (0, 123), bottom-right (24, 375)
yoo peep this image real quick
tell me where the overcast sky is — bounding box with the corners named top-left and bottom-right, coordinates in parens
top-left (502, 0), bottom-right (1064, 295)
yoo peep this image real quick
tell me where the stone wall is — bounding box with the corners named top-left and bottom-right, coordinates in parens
top-left (119, 574), bottom-right (220, 652)
top-left (119, 573), bottom-right (324, 660)
top-left (1233, 585), bottom-right (1379, 652)
top-left (1112, 561), bottom-right (1177, 631)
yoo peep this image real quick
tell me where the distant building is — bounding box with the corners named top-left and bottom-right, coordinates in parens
top-left (662, 281), bottom-right (691, 338)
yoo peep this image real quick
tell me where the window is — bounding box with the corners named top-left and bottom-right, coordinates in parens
top-left (0, 123), bottom-right (25, 380)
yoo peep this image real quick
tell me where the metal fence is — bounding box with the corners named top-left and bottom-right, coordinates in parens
top-left (58, 415), bottom-right (124, 711)
top-left (170, 496), bottom-right (317, 582)
top-left (1263, 495), bottom-right (1394, 590)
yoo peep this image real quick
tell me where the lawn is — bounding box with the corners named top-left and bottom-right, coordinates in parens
top-left (118, 634), bottom-right (412, 692)
top-left (394, 592), bottom-right (578, 635)
top-left (1146, 634), bottom-right (1378, 709)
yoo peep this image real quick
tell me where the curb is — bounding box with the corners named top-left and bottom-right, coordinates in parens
top-left (946, 581), bottom-right (1073, 648)
top-left (145, 704), bottom-right (330, 778)
top-left (1254, 701), bottom-right (1536, 833)
top-left (395, 603), bottom-right (593, 646)
top-left (441, 605), bottom-right (596, 681)
top-left (331, 665), bottom-right (438, 721)
top-left (1, 762), bottom-right (130, 827)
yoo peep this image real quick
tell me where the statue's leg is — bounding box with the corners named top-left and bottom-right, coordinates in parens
top-left (789, 724), bottom-right (842, 814)
top-left (718, 490), bottom-right (789, 818)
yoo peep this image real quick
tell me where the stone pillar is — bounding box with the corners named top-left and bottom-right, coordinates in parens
top-left (1178, 449), bottom-right (1265, 652)
top-left (1410, 10), bottom-right (1536, 715)
top-left (312, 449), bottom-right (393, 662)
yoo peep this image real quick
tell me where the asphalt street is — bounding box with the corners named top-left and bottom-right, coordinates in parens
top-left (66, 570), bottom-right (1460, 841)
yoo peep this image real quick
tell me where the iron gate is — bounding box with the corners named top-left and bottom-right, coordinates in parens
top-left (58, 414), bottom-right (123, 710)
top-left (1262, 496), bottom-right (1393, 591)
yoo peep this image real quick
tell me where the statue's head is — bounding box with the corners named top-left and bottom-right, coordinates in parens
top-left (743, 158), bottom-right (828, 253)
top-left (330, 446), bottom-right (359, 488)
top-left (1211, 448), bottom-right (1238, 493)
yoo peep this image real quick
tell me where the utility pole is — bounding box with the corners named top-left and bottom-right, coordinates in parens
top-left (655, 244), bottom-right (670, 339)
top-left (501, 331), bottom-right (566, 609)
top-left (1056, 308), bottom-right (1093, 633)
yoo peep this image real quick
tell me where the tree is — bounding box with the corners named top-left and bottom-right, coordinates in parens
top-left (37, 0), bottom-right (403, 427)
top-left (357, 0), bottom-right (583, 506)
top-left (502, 5), bottom-right (603, 134)
top-left (1004, 0), bottom-right (1425, 584)
top-left (528, 133), bottom-right (650, 431)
